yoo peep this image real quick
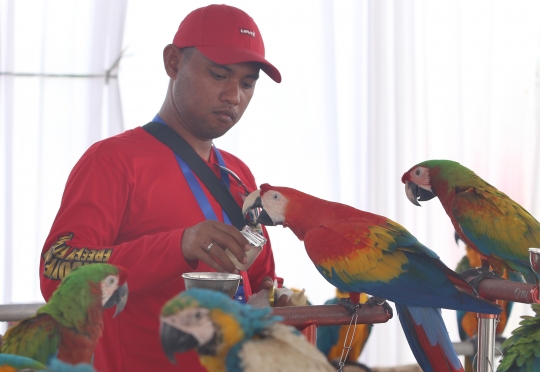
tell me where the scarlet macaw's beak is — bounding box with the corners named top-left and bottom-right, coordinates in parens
top-left (404, 182), bottom-right (436, 206)
top-left (242, 190), bottom-right (276, 226)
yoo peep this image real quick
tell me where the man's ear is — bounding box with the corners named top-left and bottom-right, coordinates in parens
top-left (163, 44), bottom-right (182, 79)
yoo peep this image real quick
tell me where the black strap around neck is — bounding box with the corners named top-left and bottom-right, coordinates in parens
top-left (143, 122), bottom-right (247, 230)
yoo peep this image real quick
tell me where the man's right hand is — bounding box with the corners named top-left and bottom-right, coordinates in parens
top-left (181, 220), bottom-right (251, 273)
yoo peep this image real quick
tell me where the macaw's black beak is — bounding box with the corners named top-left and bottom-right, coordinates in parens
top-left (454, 231), bottom-right (462, 245)
top-left (160, 322), bottom-right (199, 364)
top-left (242, 190), bottom-right (276, 226)
top-left (404, 182), bottom-right (436, 206)
top-left (104, 282), bottom-right (128, 317)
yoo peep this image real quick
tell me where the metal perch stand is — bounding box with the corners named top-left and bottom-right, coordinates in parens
top-left (461, 248), bottom-right (540, 372)
top-left (1, 259), bottom-right (539, 372)
top-left (272, 303), bottom-right (392, 344)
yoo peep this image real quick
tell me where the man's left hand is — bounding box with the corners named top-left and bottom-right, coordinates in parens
top-left (258, 276), bottom-right (289, 307)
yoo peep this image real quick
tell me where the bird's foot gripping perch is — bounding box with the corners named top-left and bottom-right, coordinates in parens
top-left (366, 296), bottom-right (394, 319)
top-left (460, 266), bottom-right (503, 294)
top-left (337, 297), bottom-right (361, 315)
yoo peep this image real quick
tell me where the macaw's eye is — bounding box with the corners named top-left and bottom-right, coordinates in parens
top-left (179, 308), bottom-right (210, 326)
top-left (105, 275), bottom-right (118, 286)
top-left (273, 194), bottom-right (278, 199)
top-left (415, 168), bottom-right (421, 176)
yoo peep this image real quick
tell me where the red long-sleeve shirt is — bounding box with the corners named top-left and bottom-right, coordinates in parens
top-left (39, 127), bottom-right (276, 371)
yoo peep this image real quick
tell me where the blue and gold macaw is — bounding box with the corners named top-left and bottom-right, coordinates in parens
top-left (160, 288), bottom-right (334, 372)
top-left (0, 354), bottom-right (48, 372)
top-left (0, 355), bottom-right (95, 372)
top-left (243, 184), bottom-right (502, 372)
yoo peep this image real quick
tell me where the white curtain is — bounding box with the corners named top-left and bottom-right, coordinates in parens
top-left (0, 0), bottom-right (127, 318)
top-left (2, 0), bottom-right (540, 368)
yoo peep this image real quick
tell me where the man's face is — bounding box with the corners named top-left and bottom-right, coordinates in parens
top-left (171, 48), bottom-right (260, 140)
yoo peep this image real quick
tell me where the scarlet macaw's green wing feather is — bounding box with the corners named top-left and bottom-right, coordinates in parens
top-left (452, 186), bottom-right (540, 282)
top-left (1, 313), bottom-right (60, 364)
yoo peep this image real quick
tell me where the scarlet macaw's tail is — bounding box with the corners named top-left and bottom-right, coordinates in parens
top-left (396, 304), bottom-right (464, 372)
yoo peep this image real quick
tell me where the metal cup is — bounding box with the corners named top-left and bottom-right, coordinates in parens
top-left (528, 248), bottom-right (540, 275)
top-left (182, 272), bottom-right (241, 298)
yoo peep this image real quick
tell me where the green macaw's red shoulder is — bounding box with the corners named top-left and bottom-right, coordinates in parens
top-left (57, 322), bottom-right (103, 364)
top-left (452, 185), bottom-right (540, 269)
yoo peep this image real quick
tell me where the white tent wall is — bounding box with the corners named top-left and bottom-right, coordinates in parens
top-left (1, 0), bottom-right (540, 368)
top-left (0, 0), bottom-right (127, 324)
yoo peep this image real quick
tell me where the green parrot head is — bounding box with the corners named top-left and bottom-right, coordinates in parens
top-left (401, 159), bottom-right (479, 206)
top-left (41, 263), bottom-right (129, 330)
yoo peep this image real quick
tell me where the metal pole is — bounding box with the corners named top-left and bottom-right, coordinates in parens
top-left (301, 324), bottom-right (318, 345)
top-left (0, 303), bottom-right (44, 322)
top-left (476, 313), bottom-right (497, 372)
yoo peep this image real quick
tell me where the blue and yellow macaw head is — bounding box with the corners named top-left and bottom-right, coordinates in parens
top-left (159, 288), bottom-right (281, 363)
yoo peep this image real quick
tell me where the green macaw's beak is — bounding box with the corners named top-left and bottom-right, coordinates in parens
top-left (160, 322), bottom-right (199, 363)
top-left (103, 282), bottom-right (128, 317)
top-left (242, 190), bottom-right (275, 226)
top-left (404, 182), bottom-right (436, 206)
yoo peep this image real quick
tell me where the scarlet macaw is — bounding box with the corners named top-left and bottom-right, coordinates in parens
top-left (402, 159), bottom-right (540, 284)
top-left (242, 184), bottom-right (501, 372)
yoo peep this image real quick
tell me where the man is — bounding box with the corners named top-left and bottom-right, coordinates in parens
top-left (39, 4), bottom-right (281, 371)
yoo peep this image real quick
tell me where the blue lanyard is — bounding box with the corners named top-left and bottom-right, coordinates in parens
top-left (152, 115), bottom-right (231, 224)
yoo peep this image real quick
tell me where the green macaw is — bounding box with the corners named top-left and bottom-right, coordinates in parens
top-left (497, 304), bottom-right (540, 372)
top-left (0, 263), bottom-right (128, 365)
top-left (402, 159), bottom-right (540, 284)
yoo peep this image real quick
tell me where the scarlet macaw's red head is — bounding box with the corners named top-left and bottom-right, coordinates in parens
top-left (401, 161), bottom-right (438, 206)
top-left (242, 184), bottom-right (290, 226)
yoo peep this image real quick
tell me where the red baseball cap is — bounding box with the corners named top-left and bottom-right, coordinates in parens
top-left (173, 4), bottom-right (281, 83)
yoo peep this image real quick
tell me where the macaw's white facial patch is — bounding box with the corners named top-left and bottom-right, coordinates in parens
top-left (261, 190), bottom-right (287, 225)
top-left (161, 308), bottom-right (215, 346)
top-left (101, 274), bottom-right (119, 306)
top-left (410, 166), bottom-right (433, 192)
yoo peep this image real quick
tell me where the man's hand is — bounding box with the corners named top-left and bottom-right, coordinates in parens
top-left (258, 276), bottom-right (289, 307)
top-left (182, 220), bottom-right (251, 273)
